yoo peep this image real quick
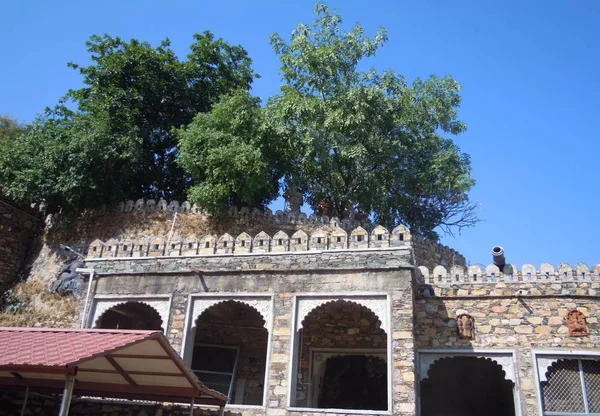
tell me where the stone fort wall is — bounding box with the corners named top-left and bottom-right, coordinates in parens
top-left (0, 197), bottom-right (40, 286)
top-left (74, 198), bottom-right (465, 269)
top-left (416, 262), bottom-right (600, 416)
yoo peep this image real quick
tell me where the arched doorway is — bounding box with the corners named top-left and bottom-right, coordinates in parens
top-left (420, 356), bottom-right (516, 416)
top-left (191, 300), bottom-right (268, 405)
top-left (294, 300), bottom-right (388, 411)
top-left (96, 301), bottom-right (163, 331)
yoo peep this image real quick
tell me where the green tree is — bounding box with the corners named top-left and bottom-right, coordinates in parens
top-left (177, 91), bottom-right (289, 213)
top-left (0, 33), bottom-right (255, 215)
top-left (67, 32), bottom-right (255, 200)
top-left (268, 3), bottom-right (477, 238)
top-left (0, 107), bottom-right (141, 215)
top-left (0, 115), bottom-right (27, 141)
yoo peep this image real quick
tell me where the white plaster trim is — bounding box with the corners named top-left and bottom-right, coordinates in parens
top-left (85, 246), bottom-right (409, 262)
top-left (296, 295), bottom-right (388, 333)
top-left (182, 293), bottom-right (274, 408)
top-left (190, 297), bottom-right (271, 330)
top-left (418, 350), bottom-right (517, 383)
top-left (288, 294), bottom-right (392, 413)
top-left (89, 295), bottom-right (172, 335)
top-left (536, 357), bottom-right (558, 383)
top-left (532, 350), bottom-right (600, 383)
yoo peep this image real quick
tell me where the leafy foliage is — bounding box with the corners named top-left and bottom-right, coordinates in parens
top-left (177, 91), bottom-right (289, 214)
top-left (0, 114), bottom-right (27, 141)
top-left (0, 5), bottom-right (477, 238)
top-left (268, 3), bottom-right (477, 237)
top-left (0, 33), bottom-right (255, 215)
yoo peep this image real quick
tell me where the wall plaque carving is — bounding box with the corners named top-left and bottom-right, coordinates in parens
top-left (567, 310), bottom-right (588, 337)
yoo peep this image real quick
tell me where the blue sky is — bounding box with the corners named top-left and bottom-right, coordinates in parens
top-left (1, 0), bottom-right (598, 267)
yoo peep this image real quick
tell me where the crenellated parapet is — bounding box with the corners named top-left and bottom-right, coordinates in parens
top-left (114, 198), bottom-right (368, 230)
top-left (417, 263), bottom-right (600, 286)
top-left (85, 225), bottom-right (411, 259)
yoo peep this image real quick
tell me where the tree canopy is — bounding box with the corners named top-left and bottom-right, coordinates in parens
top-left (0, 3), bottom-right (477, 238)
top-left (266, 3), bottom-right (476, 237)
top-left (0, 115), bottom-right (27, 141)
top-left (0, 32), bottom-right (255, 216)
top-left (177, 91), bottom-right (290, 213)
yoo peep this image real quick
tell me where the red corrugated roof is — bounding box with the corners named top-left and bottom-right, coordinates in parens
top-left (0, 327), bottom-right (227, 405)
top-left (0, 327), bottom-right (158, 367)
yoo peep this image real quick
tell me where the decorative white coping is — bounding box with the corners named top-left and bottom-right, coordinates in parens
top-left (190, 297), bottom-right (272, 330)
top-left (84, 246), bottom-right (410, 262)
top-left (419, 351), bottom-right (516, 383)
top-left (89, 295), bottom-right (172, 334)
top-left (296, 296), bottom-right (388, 333)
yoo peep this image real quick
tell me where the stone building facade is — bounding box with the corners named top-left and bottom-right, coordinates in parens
top-left (1, 199), bottom-right (599, 416)
top-left (74, 215), bottom-right (600, 416)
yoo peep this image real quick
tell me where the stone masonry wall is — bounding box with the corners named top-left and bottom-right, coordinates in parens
top-left (416, 263), bottom-right (600, 416)
top-left (0, 198), bottom-right (39, 286)
top-left (0, 392), bottom-right (240, 416)
top-left (82, 248), bottom-right (416, 416)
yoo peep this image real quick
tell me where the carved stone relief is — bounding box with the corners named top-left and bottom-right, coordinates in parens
top-left (567, 310), bottom-right (588, 336)
top-left (456, 314), bottom-right (475, 340)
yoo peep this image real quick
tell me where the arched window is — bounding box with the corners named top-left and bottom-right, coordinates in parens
top-left (292, 300), bottom-right (387, 411)
top-left (96, 302), bottom-right (163, 331)
top-left (191, 301), bottom-right (268, 405)
top-left (541, 358), bottom-right (600, 414)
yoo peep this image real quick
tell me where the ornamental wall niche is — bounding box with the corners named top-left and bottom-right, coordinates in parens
top-left (295, 296), bottom-right (388, 333)
top-left (89, 296), bottom-right (172, 334)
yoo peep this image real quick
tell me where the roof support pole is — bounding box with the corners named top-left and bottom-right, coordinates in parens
top-left (58, 374), bottom-right (75, 416)
top-left (19, 386), bottom-right (29, 416)
top-left (218, 405), bottom-right (225, 416)
top-left (188, 397), bottom-right (195, 416)
top-left (76, 268), bottom-right (96, 328)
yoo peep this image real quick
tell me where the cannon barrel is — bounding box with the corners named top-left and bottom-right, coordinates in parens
top-left (492, 246), bottom-right (506, 270)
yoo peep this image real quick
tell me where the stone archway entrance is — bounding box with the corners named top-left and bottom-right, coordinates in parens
top-left (292, 299), bottom-right (388, 411)
top-left (420, 356), bottom-right (515, 416)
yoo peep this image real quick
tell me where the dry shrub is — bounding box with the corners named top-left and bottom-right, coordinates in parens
top-left (0, 281), bottom-right (77, 328)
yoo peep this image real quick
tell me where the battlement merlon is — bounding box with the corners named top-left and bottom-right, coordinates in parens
top-left (85, 225), bottom-right (411, 258)
top-left (418, 263), bottom-right (600, 289)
